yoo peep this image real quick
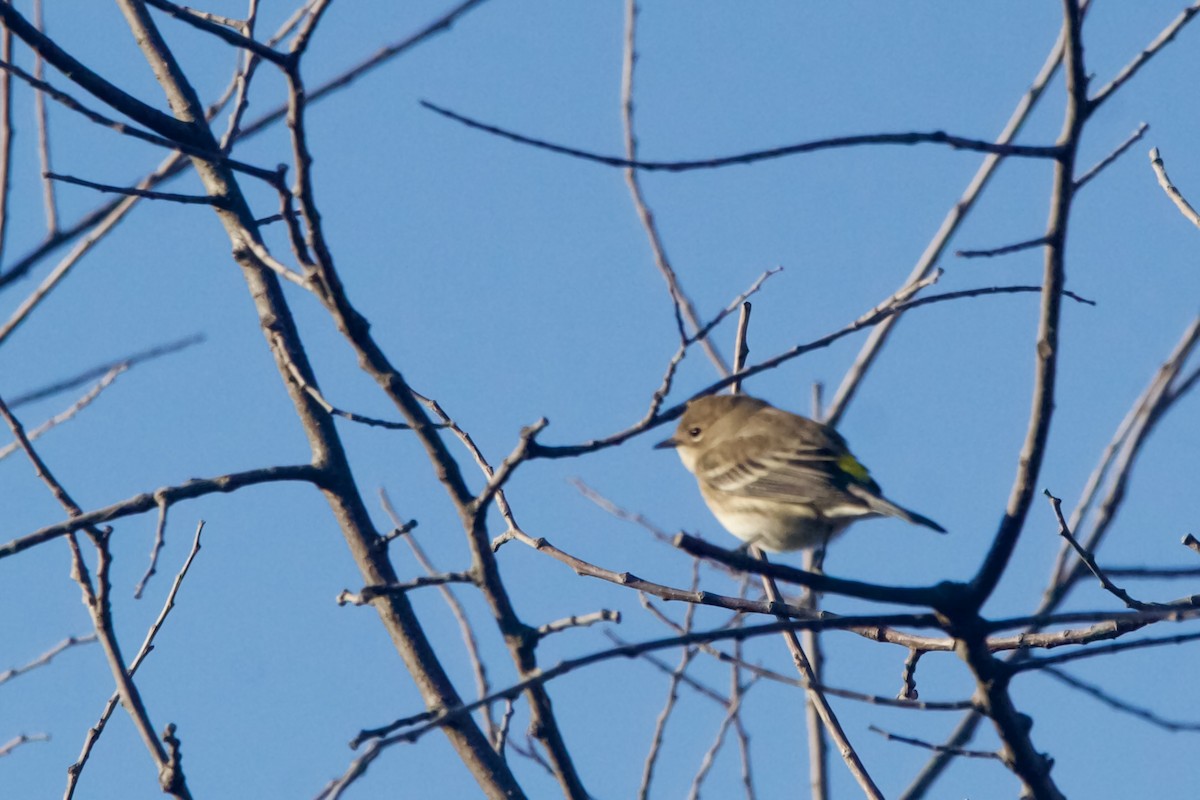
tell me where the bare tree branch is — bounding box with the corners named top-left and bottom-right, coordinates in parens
top-left (0, 366), bottom-right (125, 462)
top-left (1043, 490), bottom-right (1161, 610)
top-left (421, 100), bottom-right (1063, 172)
top-left (1014, 629), bottom-right (1200, 673)
top-left (639, 562), bottom-right (700, 800)
top-left (380, 489), bottom-right (499, 743)
top-left (0, 390), bottom-right (194, 798)
top-left (1074, 122), bottom-right (1149, 190)
top-left (822, 3), bottom-right (1081, 426)
top-left (0, 733), bottom-right (51, 758)
top-left (956, 235), bottom-right (1050, 259)
top-left (1090, 2), bottom-right (1200, 109)
top-left (870, 726), bottom-right (1002, 761)
top-left (44, 171), bottom-right (225, 205)
top-left (531, 281), bottom-right (1091, 461)
top-left (142, 0), bottom-right (287, 64)
top-left (1149, 147), bottom-right (1200, 229)
top-left (0, 18), bottom-right (11, 262)
top-left (66, 521), bottom-right (205, 799)
top-left (0, 463), bottom-right (320, 560)
top-left (0, 634), bottom-right (96, 687)
top-left (620, 0), bottom-right (729, 374)
top-left (1041, 666), bottom-right (1200, 733)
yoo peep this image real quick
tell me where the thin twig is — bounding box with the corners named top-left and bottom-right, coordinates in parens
top-left (0, 634), bottom-right (97, 686)
top-left (215, 0), bottom-right (264, 150)
top-left (1, 464), bottom-right (321, 560)
top-left (638, 561), bottom-right (701, 800)
top-left (638, 597), bottom-right (973, 710)
top-left (607, 628), bottom-right (733, 708)
top-left (956, 235), bottom-right (1050, 259)
top-left (0, 0), bottom-right (491, 294)
top-left (800, 546), bottom-right (829, 800)
top-left (0, 17), bottom-right (10, 263)
top-left (730, 303), bottom-right (751, 395)
top-left (133, 493), bottom-right (170, 598)
top-left (868, 726), bottom-right (1001, 760)
top-left (929, 8), bottom-right (1090, 795)
top-left (336, 572), bottom-right (476, 606)
top-left (1045, 316), bottom-right (1200, 604)
top-left (1090, 2), bottom-right (1200, 108)
top-left (1013, 629), bottom-right (1200, 673)
top-left (965, 0), bottom-right (1086, 614)
top-left (0, 365), bottom-right (126, 462)
top-left (753, 547), bottom-right (881, 799)
top-left (142, 0), bottom-right (286, 64)
top-left (823, 7), bottom-right (1074, 427)
top-left (1073, 122), bottom-right (1149, 190)
top-left (0, 733), bottom-right (51, 758)
top-left (532, 281), bottom-right (1090, 461)
top-left (677, 534), bottom-right (942, 607)
top-left (509, 735), bottom-right (556, 779)
top-left (1101, 565), bottom-right (1200, 579)
top-left (730, 607), bottom-right (756, 800)
top-left (505, 524), bottom-right (945, 645)
top-left (379, 489), bottom-right (498, 745)
top-left (899, 649), bottom-right (922, 701)
top-left (473, 419), bottom-right (548, 512)
top-left (351, 612), bottom-right (949, 749)
top-left (0, 58), bottom-right (273, 180)
top-left (534, 610), bottom-right (620, 640)
top-left (1042, 666), bottom-right (1200, 733)
top-left (65, 521), bottom-right (205, 799)
top-left (9, 334), bottom-right (203, 407)
top-left (1043, 490), bottom-right (1158, 610)
top-left (620, 0), bottom-right (728, 373)
top-left (687, 677), bottom-right (758, 800)
top-left (571, 478), bottom-right (678, 546)
top-left (0, 387), bottom-right (190, 797)
top-left (640, 269), bottom-right (782, 428)
top-left (0, 166), bottom-right (188, 346)
top-left (421, 99), bottom-right (1063, 171)
top-left (281, 353), bottom-right (420, 430)
top-left (415, 397), bottom-right (520, 529)
top-left (148, 0), bottom-right (247, 30)
top-left (45, 171), bottom-right (226, 206)
top-left (493, 699), bottom-right (515, 756)
top-left (986, 603), bottom-right (1200, 643)
top-left (1149, 147), bottom-right (1200, 228)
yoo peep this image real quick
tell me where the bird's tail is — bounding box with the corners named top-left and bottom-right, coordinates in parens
top-left (880, 498), bottom-right (947, 533)
top-left (851, 486), bottom-right (947, 533)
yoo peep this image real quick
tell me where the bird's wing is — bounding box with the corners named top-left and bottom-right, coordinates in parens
top-left (694, 407), bottom-right (946, 532)
top-left (693, 432), bottom-right (879, 507)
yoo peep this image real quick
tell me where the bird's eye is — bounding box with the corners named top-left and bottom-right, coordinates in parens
top-left (688, 427), bottom-right (702, 438)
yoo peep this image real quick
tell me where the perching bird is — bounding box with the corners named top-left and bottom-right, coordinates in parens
top-left (655, 394), bottom-right (945, 552)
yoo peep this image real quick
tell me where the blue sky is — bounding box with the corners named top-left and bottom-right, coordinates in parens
top-left (3, 2), bottom-right (1200, 798)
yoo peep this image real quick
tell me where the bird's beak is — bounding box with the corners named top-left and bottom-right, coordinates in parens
top-left (654, 435), bottom-right (678, 450)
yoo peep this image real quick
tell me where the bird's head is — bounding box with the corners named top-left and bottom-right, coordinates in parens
top-left (654, 394), bottom-right (768, 470)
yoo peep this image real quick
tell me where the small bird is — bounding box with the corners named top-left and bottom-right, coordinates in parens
top-left (655, 394), bottom-right (945, 552)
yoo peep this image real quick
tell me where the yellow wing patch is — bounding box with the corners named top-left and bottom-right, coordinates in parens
top-left (836, 453), bottom-right (871, 482)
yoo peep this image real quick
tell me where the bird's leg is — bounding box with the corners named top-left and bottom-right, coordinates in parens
top-left (810, 534), bottom-right (831, 573)
top-left (734, 539), bottom-right (757, 555)
top-left (734, 531), bottom-right (771, 555)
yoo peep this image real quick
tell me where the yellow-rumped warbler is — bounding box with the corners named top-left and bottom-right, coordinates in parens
top-left (655, 394), bottom-right (945, 552)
